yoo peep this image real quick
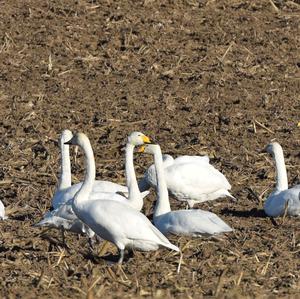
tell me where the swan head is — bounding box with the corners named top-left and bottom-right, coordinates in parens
top-left (264, 142), bottom-right (283, 155)
top-left (64, 132), bottom-right (89, 147)
top-left (128, 132), bottom-right (152, 146)
top-left (61, 130), bottom-right (73, 144)
top-left (137, 144), bottom-right (161, 155)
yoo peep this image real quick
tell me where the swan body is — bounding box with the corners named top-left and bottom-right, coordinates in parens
top-left (68, 132), bottom-right (179, 263)
top-left (35, 191), bottom-right (133, 237)
top-left (154, 210), bottom-right (233, 236)
top-left (142, 149), bottom-right (233, 208)
top-left (53, 181), bottom-right (128, 210)
top-left (142, 154), bottom-right (210, 189)
top-left (139, 144), bottom-right (232, 236)
top-left (52, 130), bottom-right (128, 209)
top-left (263, 142), bottom-right (300, 217)
top-left (0, 200), bottom-right (6, 220)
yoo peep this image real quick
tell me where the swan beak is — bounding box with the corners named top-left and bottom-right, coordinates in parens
top-left (137, 146), bottom-right (145, 153)
top-left (142, 135), bottom-right (151, 144)
top-left (64, 140), bottom-right (72, 145)
top-left (297, 122), bottom-right (300, 127)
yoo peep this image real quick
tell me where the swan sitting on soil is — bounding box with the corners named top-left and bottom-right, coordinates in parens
top-left (263, 142), bottom-right (300, 217)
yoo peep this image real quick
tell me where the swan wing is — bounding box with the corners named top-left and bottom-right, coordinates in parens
top-left (52, 181), bottom-right (128, 209)
top-left (157, 210), bottom-right (232, 236)
top-left (83, 200), bottom-right (178, 251)
top-left (165, 162), bottom-right (231, 196)
top-left (144, 155), bottom-right (175, 187)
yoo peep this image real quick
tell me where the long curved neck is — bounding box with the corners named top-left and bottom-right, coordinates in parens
top-left (58, 138), bottom-right (72, 190)
top-left (73, 140), bottom-right (95, 206)
top-left (153, 147), bottom-right (171, 218)
top-left (273, 147), bottom-right (288, 191)
top-left (125, 143), bottom-right (142, 210)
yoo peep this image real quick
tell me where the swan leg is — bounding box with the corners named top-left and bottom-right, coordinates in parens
top-left (282, 199), bottom-right (290, 223)
top-left (88, 237), bottom-right (95, 250)
top-left (186, 200), bottom-right (194, 209)
top-left (177, 251), bottom-right (183, 274)
top-left (34, 227), bottom-right (52, 237)
top-left (60, 227), bottom-right (70, 250)
top-left (118, 249), bottom-right (125, 264)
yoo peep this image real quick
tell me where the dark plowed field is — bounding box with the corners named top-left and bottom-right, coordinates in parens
top-left (0, 0), bottom-right (300, 298)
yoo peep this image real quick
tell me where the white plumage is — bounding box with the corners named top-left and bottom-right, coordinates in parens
top-left (36, 131), bottom-right (150, 236)
top-left (0, 200), bottom-right (6, 220)
top-left (141, 149), bottom-right (233, 208)
top-left (67, 132), bottom-right (179, 263)
top-left (52, 130), bottom-right (128, 210)
top-left (263, 142), bottom-right (300, 217)
top-left (139, 144), bottom-right (233, 237)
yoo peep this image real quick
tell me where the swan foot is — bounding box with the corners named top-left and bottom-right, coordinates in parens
top-left (88, 237), bottom-right (96, 251)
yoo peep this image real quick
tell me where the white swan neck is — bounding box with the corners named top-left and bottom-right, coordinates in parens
top-left (273, 146), bottom-right (288, 191)
top-left (153, 147), bottom-right (171, 217)
top-left (74, 139), bottom-right (95, 205)
top-left (125, 143), bottom-right (142, 209)
top-left (58, 137), bottom-right (72, 190)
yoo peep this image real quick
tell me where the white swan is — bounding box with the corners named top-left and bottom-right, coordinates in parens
top-left (66, 132), bottom-right (179, 263)
top-left (263, 142), bottom-right (300, 217)
top-left (36, 132), bottom-right (151, 237)
top-left (138, 144), bottom-right (233, 236)
top-left (140, 147), bottom-right (233, 208)
top-left (52, 129), bottom-right (129, 209)
top-left (0, 200), bottom-right (6, 220)
top-left (139, 153), bottom-right (210, 192)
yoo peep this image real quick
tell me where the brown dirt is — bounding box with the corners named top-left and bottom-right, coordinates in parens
top-left (1, 0), bottom-right (300, 298)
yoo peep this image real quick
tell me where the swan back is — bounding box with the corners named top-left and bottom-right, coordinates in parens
top-left (165, 162), bottom-right (231, 197)
top-left (174, 155), bottom-right (210, 165)
top-left (154, 209), bottom-right (232, 236)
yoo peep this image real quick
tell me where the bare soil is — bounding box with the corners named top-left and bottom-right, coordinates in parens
top-left (0, 0), bottom-right (300, 298)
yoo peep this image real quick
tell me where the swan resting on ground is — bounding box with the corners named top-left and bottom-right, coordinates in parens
top-left (140, 148), bottom-right (234, 208)
top-left (263, 142), bottom-right (300, 217)
top-left (52, 129), bottom-right (129, 209)
top-left (0, 200), bottom-right (6, 220)
top-left (138, 144), bottom-right (233, 236)
top-left (36, 131), bottom-right (150, 240)
top-left (65, 132), bottom-right (179, 263)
